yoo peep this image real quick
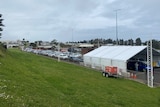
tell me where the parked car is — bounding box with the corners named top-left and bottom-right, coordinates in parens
top-left (69, 53), bottom-right (82, 58)
top-left (127, 60), bottom-right (147, 72)
top-left (47, 52), bottom-right (56, 57)
top-left (59, 54), bottom-right (68, 59)
top-left (69, 57), bottom-right (83, 62)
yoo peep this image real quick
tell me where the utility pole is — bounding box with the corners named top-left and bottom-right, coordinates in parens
top-left (115, 9), bottom-right (121, 45)
top-left (98, 39), bottom-right (100, 48)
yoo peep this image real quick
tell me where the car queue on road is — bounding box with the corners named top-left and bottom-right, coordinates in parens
top-left (23, 48), bottom-right (83, 63)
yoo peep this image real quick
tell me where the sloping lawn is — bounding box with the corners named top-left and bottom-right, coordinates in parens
top-left (0, 49), bottom-right (160, 107)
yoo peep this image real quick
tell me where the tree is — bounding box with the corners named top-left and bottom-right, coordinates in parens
top-left (30, 43), bottom-right (36, 48)
top-left (128, 39), bottom-right (134, 45)
top-left (119, 39), bottom-right (124, 45)
top-left (106, 38), bottom-right (113, 44)
top-left (152, 39), bottom-right (160, 49)
top-left (135, 38), bottom-right (142, 46)
top-left (0, 14), bottom-right (4, 39)
top-left (22, 38), bottom-right (29, 48)
top-left (51, 39), bottom-right (58, 45)
top-left (35, 41), bottom-right (42, 46)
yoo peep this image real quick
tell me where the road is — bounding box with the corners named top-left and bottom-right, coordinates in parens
top-left (134, 68), bottom-right (160, 87)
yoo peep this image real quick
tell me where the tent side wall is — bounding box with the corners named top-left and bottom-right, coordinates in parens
top-left (83, 56), bottom-right (101, 69)
top-left (101, 58), bottom-right (112, 70)
top-left (83, 56), bottom-right (92, 67)
top-left (91, 57), bottom-right (101, 69)
top-left (112, 60), bottom-right (130, 77)
top-left (101, 59), bottom-right (129, 76)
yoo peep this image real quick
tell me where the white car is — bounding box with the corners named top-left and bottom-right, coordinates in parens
top-left (59, 54), bottom-right (68, 59)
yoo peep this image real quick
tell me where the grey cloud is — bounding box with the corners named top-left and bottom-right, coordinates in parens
top-left (0, 0), bottom-right (160, 42)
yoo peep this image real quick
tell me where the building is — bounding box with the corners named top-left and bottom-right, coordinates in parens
top-left (77, 43), bottom-right (95, 55)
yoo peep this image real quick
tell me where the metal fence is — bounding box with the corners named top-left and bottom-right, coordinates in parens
top-left (128, 68), bottom-right (160, 87)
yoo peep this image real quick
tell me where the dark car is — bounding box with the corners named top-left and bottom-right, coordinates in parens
top-left (127, 60), bottom-right (147, 72)
top-left (69, 57), bottom-right (83, 62)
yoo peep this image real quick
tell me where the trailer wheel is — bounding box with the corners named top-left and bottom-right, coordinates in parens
top-left (102, 72), bottom-right (106, 77)
top-left (105, 73), bottom-right (109, 78)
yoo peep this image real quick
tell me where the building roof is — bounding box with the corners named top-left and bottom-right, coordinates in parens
top-left (84, 46), bottom-right (147, 61)
top-left (37, 46), bottom-right (53, 49)
top-left (78, 43), bottom-right (94, 48)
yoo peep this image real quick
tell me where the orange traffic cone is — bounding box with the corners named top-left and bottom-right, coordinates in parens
top-left (130, 73), bottom-right (133, 78)
top-left (133, 74), bottom-right (137, 79)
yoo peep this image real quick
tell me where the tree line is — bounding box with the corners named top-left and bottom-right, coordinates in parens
top-left (26, 38), bottom-right (160, 50)
top-left (75, 38), bottom-right (142, 45)
top-left (68, 38), bottom-right (160, 49)
top-left (0, 14), bottom-right (4, 39)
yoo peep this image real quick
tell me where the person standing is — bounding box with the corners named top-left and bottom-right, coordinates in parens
top-left (135, 62), bottom-right (139, 71)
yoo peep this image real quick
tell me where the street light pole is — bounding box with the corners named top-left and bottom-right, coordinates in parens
top-left (72, 28), bottom-right (73, 44)
top-left (58, 42), bottom-right (60, 62)
top-left (71, 28), bottom-right (74, 53)
top-left (115, 9), bottom-right (121, 45)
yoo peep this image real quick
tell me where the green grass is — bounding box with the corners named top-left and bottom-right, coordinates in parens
top-left (0, 49), bottom-right (160, 107)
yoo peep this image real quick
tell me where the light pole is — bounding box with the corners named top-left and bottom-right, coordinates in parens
top-left (58, 41), bottom-right (60, 62)
top-left (71, 28), bottom-right (74, 53)
top-left (72, 28), bottom-right (73, 44)
top-left (115, 9), bottom-right (121, 45)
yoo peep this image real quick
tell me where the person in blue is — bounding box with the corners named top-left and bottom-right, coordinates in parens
top-left (135, 62), bottom-right (139, 71)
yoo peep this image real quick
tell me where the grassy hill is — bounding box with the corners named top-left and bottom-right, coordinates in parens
top-left (0, 49), bottom-right (160, 107)
top-left (0, 44), bottom-right (6, 57)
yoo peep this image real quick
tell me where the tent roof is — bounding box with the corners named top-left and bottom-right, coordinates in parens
top-left (84, 46), bottom-right (147, 61)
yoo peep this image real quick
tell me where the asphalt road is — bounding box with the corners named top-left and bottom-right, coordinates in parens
top-left (134, 68), bottom-right (160, 87)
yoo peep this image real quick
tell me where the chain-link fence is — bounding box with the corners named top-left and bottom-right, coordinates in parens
top-left (127, 68), bottom-right (160, 87)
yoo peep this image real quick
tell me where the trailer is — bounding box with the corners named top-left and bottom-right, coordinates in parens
top-left (102, 66), bottom-right (118, 77)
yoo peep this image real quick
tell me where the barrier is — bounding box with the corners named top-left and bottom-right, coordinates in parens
top-left (130, 73), bottom-right (133, 78)
top-left (130, 72), bottom-right (137, 79)
top-left (133, 74), bottom-right (137, 79)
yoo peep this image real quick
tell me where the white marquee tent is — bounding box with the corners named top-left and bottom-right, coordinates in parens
top-left (83, 46), bottom-right (160, 76)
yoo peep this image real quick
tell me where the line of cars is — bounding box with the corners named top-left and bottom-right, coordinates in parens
top-left (23, 48), bottom-right (83, 63)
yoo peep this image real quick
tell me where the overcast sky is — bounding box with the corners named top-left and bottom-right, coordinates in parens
top-left (0, 0), bottom-right (160, 42)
